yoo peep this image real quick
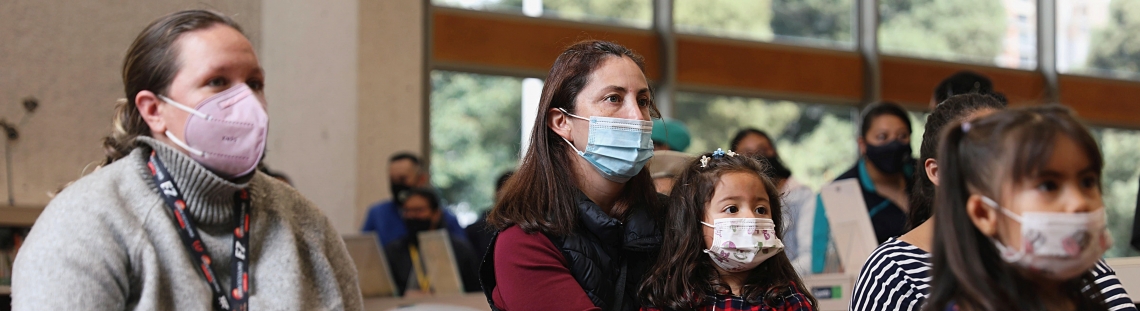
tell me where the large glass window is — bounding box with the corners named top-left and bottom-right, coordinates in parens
top-left (1092, 127), bottom-right (1140, 258)
top-left (1057, 0), bottom-right (1140, 79)
top-left (673, 92), bottom-right (859, 191)
top-left (878, 0), bottom-right (1034, 69)
top-left (909, 110), bottom-right (929, 159)
top-left (433, 0), bottom-right (653, 28)
top-left (674, 0), bottom-right (855, 49)
top-left (430, 71), bottom-right (523, 224)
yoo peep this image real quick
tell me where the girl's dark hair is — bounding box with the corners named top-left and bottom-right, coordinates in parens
top-left (859, 102), bottom-right (912, 139)
top-left (487, 40), bottom-right (660, 236)
top-left (933, 71), bottom-right (997, 104)
top-left (729, 128), bottom-right (773, 153)
top-left (403, 188), bottom-right (441, 212)
top-left (924, 105), bottom-right (1107, 311)
top-left (104, 10), bottom-right (244, 165)
top-left (905, 93), bottom-right (1006, 230)
top-left (639, 153), bottom-right (815, 310)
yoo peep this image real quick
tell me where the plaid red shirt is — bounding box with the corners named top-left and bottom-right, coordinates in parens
top-left (641, 283), bottom-right (815, 311)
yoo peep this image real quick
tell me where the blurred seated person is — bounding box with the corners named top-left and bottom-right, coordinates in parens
top-left (363, 152), bottom-right (466, 247)
top-left (385, 188), bottom-right (481, 296)
top-left (795, 102), bottom-right (915, 274)
top-left (729, 128), bottom-right (813, 263)
top-left (651, 118), bottom-right (691, 152)
top-left (465, 171), bottom-right (513, 260)
top-left (647, 150), bottom-right (693, 195)
top-left (930, 70), bottom-right (1005, 108)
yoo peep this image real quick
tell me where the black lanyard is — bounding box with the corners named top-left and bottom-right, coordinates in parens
top-left (148, 151), bottom-right (251, 311)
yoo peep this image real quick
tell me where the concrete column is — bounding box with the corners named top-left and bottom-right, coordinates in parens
top-left (355, 0), bottom-right (428, 226)
top-left (262, 0), bottom-right (360, 233)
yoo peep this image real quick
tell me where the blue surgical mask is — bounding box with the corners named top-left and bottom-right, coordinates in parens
top-left (558, 108), bottom-right (654, 183)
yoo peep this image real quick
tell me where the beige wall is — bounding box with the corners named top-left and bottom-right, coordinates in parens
top-left (261, 0), bottom-right (361, 234)
top-left (355, 0), bottom-right (427, 230)
top-left (263, 0), bottom-right (426, 234)
top-left (0, 1), bottom-right (260, 206)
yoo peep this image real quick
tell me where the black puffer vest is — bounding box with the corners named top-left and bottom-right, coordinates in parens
top-left (481, 192), bottom-right (664, 311)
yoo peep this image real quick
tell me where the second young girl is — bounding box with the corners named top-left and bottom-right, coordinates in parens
top-left (924, 106), bottom-right (1112, 311)
top-left (640, 149), bottom-right (816, 311)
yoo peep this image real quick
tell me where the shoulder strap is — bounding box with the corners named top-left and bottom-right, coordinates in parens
top-left (479, 230), bottom-right (503, 311)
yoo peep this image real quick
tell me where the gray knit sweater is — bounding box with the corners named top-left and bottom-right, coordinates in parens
top-left (11, 137), bottom-right (364, 310)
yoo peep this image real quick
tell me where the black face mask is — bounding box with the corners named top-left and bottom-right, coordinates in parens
top-left (754, 154), bottom-right (792, 180)
top-left (390, 183), bottom-right (411, 205)
top-left (865, 140), bottom-right (913, 175)
top-left (403, 218), bottom-right (435, 244)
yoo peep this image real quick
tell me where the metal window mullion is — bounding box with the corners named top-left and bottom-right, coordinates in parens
top-left (1038, 0), bottom-right (1059, 104)
top-left (653, 0), bottom-right (676, 118)
top-left (857, 0), bottom-right (881, 106)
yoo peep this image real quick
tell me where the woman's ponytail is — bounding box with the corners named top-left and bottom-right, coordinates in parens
top-left (102, 98), bottom-right (148, 165)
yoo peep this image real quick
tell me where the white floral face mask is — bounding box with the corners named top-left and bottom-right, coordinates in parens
top-left (982, 196), bottom-right (1112, 280)
top-left (701, 218), bottom-right (784, 272)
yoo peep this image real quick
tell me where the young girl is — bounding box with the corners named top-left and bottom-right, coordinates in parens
top-left (640, 149), bottom-right (816, 311)
top-left (924, 106), bottom-right (1112, 311)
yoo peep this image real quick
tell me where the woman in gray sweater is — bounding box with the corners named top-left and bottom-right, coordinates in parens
top-left (11, 10), bottom-right (363, 310)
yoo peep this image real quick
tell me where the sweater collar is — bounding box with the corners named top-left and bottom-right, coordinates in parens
top-left (136, 136), bottom-right (250, 227)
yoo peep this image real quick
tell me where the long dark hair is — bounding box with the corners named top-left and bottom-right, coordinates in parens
top-left (487, 40), bottom-right (660, 236)
top-left (923, 106), bottom-right (1107, 311)
top-left (639, 152), bottom-right (815, 310)
top-left (932, 71), bottom-right (998, 105)
top-left (905, 93), bottom-right (1006, 230)
top-left (729, 128), bottom-right (772, 153)
top-left (859, 102), bottom-right (912, 139)
top-left (104, 10), bottom-right (244, 165)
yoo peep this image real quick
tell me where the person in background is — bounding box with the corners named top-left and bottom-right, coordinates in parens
top-left (482, 40), bottom-right (663, 311)
top-left (648, 119), bottom-right (692, 195)
top-left (639, 149), bottom-right (815, 311)
top-left (795, 102), bottom-right (914, 274)
top-left (647, 150), bottom-right (694, 196)
top-left (362, 152), bottom-right (466, 247)
top-left (385, 188), bottom-right (481, 296)
top-left (852, 94), bottom-right (1134, 311)
top-left (925, 106), bottom-right (1113, 311)
top-left (929, 70), bottom-right (1005, 108)
top-left (12, 10), bottom-right (362, 310)
top-left (465, 171), bottom-right (513, 261)
top-left (730, 128), bottom-right (813, 264)
top-left (651, 118), bottom-right (691, 152)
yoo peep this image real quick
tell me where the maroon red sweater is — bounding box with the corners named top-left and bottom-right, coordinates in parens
top-left (491, 226), bottom-right (601, 311)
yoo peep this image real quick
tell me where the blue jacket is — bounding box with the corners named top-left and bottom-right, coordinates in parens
top-left (361, 200), bottom-right (468, 247)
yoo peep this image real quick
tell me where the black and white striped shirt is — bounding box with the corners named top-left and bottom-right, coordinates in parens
top-left (850, 237), bottom-right (1137, 311)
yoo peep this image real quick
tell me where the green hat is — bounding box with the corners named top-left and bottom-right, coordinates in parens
top-left (651, 119), bottom-right (691, 152)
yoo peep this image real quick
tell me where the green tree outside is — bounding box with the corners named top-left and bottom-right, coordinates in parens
top-left (879, 0), bottom-right (1006, 64)
top-left (1077, 0), bottom-right (1140, 257)
top-left (674, 92), bottom-right (860, 191)
top-left (675, 0), bottom-right (775, 41)
top-left (1093, 128), bottom-right (1140, 258)
top-left (1089, 0), bottom-right (1140, 78)
top-left (771, 0), bottom-right (855, 45)
top-left (429, 71), bottom-right (523, 216)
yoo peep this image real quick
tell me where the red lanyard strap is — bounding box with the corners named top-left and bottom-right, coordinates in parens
top-left (148, 151), bottom-right (251, 311)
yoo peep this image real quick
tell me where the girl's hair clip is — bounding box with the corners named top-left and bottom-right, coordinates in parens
top-left (702, 148), bottom-right (737, 168)
top-left (711, 148), bottom-right (737, 159)
top-left (962, 122), bottom-right (972, 133)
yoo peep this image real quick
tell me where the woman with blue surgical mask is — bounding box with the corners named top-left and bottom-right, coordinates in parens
top-left (480, 40), bottom-right (664, 311)
top-left (12, 10), bottom-right (362, 310)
